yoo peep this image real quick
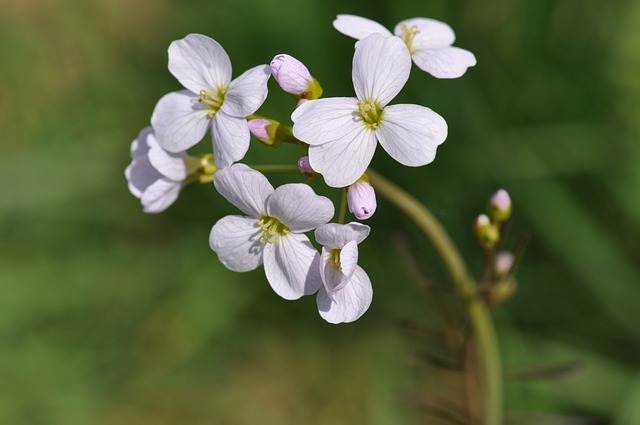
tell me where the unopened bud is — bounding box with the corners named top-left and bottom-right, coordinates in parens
top-left (270, 54), bottom-right (323, 100)
top-left (297, 156), bottom-right (315, 176)
top-left (494, 251), bottom-right (515, 278)
top-left (248, 118), bottom-right (282, 147)
top-left (490, 189), bottom-right (512, 222)
top-left (474, 214), bottom-right (499, 248)
top-left (347, 177), bottom-right (376, 220)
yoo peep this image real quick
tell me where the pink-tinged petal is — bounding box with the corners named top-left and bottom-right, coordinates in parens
top-left (394, 18), bottom-right (456, 49)
top-left (148, 140), bottom-right (188, 181)
top-left (316, 265), bottom-right (373, 324)
top-left (352, 34), bottom-right (411, 106)
top-left (412, 46), bottom-right (476, 79)
top-left (151, 90), bottom-right (211, 153)
top-left (377, 104), bottom-right (448, 166)
top-left (319, 247), bottom-right (347, 297)
top-left (222, 65), bottom-right (271, 118)
top-left (213, 163), bottom-right (274, 218)
top-left (315, 222), bottom-right (370, 248)
top-left (210, 112), bottom-right (250, 169)
top-left (347, 181), bottom-right (377, 220)
top-left (125, 156), bottom-right (161, 199)
top-left (130, 127), bottom-right (154, 158)
top-left (263, 233), bottom-right (322, 300)
top-left (266, 184), bottom-right (334, 232)
top-left (270, 54), bottom-right (313, 95)
top-left (291, 97), bottom-right (360, 146)
top-left (168, 34), bottom-right (232, 93)
top-left (333, 14), bottom-right (392, 40)
top-left (140, 178), bottom-right (182, 213)
top-left (308, 124), bottom-right (377, 188)
top-left (209, 215), bottom-right (265, 272)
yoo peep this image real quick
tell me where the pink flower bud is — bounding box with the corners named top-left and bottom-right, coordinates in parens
top-left (490, 189), bottom-right (512, 222)
top-left (347, 181), bottom-right (377, 220)
top-left (270, 54), bottom-right (313, 95)
top-left (248, 118), bottom-right (273, 141)
top-left (297, 155), bottom-right (315, 176)
top-left (494, 251), bottom-right (515, 277)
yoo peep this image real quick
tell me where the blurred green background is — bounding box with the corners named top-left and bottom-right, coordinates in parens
top-left (1, 0), bottom-right (639, 423)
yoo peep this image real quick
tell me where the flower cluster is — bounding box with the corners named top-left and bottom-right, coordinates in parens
top-left (125, 15), bottom-right (475, 323)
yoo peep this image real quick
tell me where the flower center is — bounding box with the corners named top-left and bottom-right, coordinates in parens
top-left (256, 215), bottom-right (290, 244)
top-left (329, 248), bottom-right (341, 270)
top-left (199, 87), bottom-right (226, 118)
top-left (399, 24), bottom-right (420, 54)
top-left (358, 99), bottom-right (383, 129)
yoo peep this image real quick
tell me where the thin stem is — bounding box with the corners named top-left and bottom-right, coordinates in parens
top-left (367, 168), bottom-right (503, 425)
top-left (249, 165), bottom-right (300, 174)
top-left (338, 188), bottom-right (348, 224)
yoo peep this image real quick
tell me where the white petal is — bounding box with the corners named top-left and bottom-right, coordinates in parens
top-left (319, 241), bottom-right (359, 295)
top-left (140, 178), bottom-right (181, 213)
top-left (352, 34), bottom-right (411, 106)
top-left (394, 18), bottom-right (456, 49)
top-left (377, 104), bottom-right (448, 166)
top-left (316, 266), bottom-right (373, 324)
top-left (209, 215), bottom-right (265, 272)
top-left (266, 184), bottom-right (334, 232)
top-left (130, 127), bottom-right (153, 158)
top-left (291, 97), bottom-right (360, 146)
top-left (308, 124), bottom-right (377, 188)
top-left (263, 233), bottom-right (322, 300)
top-left (210, 112), bottom-right (250, 169)
top-left (412, 46), bottom-right (477, 79)
top-left (333, 15), bottom-right (392, 40)
top-left (151, 90), bottom-right (210, 152)
top-left (222, 65), bottom-right (270, 118)
top-left (213, 163), bottom-right (273, 218)
top-left (148, 138), bottom-right (188, 181)
top-left (168, 34), bottom-right (232, 93)
top-left (125, 156), bottom-right (161, 199)
top-left (339, 241), bottom-right (359, 283)
top-left (315, 222), bottom-right (370, 247)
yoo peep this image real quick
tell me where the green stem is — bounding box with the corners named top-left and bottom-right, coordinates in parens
top-left (249, 165), bottom-right (300, 174)
top-left (338, 188), bottom-right (348, 224)
top-left (367, 168), bottom-right (503, 425)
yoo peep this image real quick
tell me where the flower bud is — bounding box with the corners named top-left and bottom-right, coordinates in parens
top-left (248, 118), bottom-right (282, 147)
top-left (494, 251), bottom-right (515, 278)
top-left (270, 54), bottom-right (322, 100)
top-left (297, 155), bottom-right (315, 176)
top-left (490, 189), bottom-right (512, 223)
top-left (347, 178), bottom-right (377, 220)
top-left (474, 214), bottom-right (499, 248)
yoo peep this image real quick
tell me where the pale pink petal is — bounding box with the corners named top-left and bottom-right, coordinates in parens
top-left (209, 215), bottom-right (264, 272)
top-left (210, 112), bottom-right (250, 169)
top-left (130, 127), bottom-right (153, 158)
top-left (333, 15), bottom-right (392, 40)
top-left (347, 181), bottom-right (377, 220)
top-left (168, 34), bottom-right (232, 93)
top-left (148, 139), bottom-right (188, 181)
top-left (266, 184), bottom-right (334, 233)
top-left (151, 90), bottom-right (210, 152)
top-left (140, 178), bottom-right (182, 213)
top-left (316, 266), bottom-right (373, 324)
top-left (412, 46), bottom-right (476, 79)
top-left (270, 54), bottom-right (312, 95)
top-left (377, 104), bottom-right (447, 166)
top-left (222, 65), bottom-right (271, 118)
top-left (394, 18), bottom-right (456, 49)
top-left (291, 97), bottom-right (360, 146)
top-left (125, 156), bottom-right (161, 199)
top-left (213, 164), bottom-right (274, 218)
top-left (314, 222), bottom-right (370, 247)
top-left (263, 233), bottom-right (322, 300)
top-left (352, 34), bottom-right (411, 106)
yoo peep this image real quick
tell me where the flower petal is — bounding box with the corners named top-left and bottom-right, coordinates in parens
top-left (125, 155), bottom-right (161, 199)
top-left (209, 215), bottom-right (265, 272)
top-left (222, 64), bottom-right (271, 118)
top-left (412, 46), bottom-right (477, 79)
top-left (319, 241), bottom-right (359, 294)
top-left (211, 112), bottom-right (250, 169)
top-left (333, 14), bottom-right (392, 40)
top-left (308, 124), bottom-right (377, 188)
top-left (263, 233), bottom-right (322, 300)
top-left (151, 90), bottom-right (211, 152)
top-left (316, 265), bottom-right (373, 324)
top-left (394, 18), bottom-right (456, 49)
top-left (168, 34), bottom-right (232, 93)
top-left (352, 34), bottom-right (411, 106)
top-left (291, 97), bottom-right (360, 146)
top-left (377, 104), bottom-right (448, 166)
top-left (130, 127), bottom-right (153, 158)
top-left (314, 222), bottom-right (370, 247)
top-left (213, 163), bottom-right (274, 218)
top-left (140, 178), bottom-right (181, 213)
top-left (266, 184), bottom-right (334, 232)
top-left (147, 138), bottom-right (188, 181)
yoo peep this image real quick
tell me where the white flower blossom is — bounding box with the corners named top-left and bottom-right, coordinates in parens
top-left (209, 164), bottom-right (334, 300)
top-left (292, 34), bottom-right (448, 188)
top-left (333, 14), bottom-right (476, 79)
top-left (125, 127), bottom-right (199, 213)
top-left (151, 34), bottom-right (270, 169)
top-left (314, 222), bottom-right (372, 324)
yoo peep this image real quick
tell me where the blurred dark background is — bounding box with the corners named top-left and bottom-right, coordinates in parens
top-left (1, 0), bottom-right (639, 423)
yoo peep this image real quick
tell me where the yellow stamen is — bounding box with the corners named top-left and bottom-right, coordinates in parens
top-left (358, 99), bottom-right (383, 129)
top-left (329, 248), bottom-right (341, 270)
top-left (400, 24), bottom-right (421, 54)
top-left (256, 216), bottom-right (290, 244)
top-left (198, 87), bottom-right (227, 118)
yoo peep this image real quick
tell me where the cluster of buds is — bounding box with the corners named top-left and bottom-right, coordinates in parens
top-left (473, 189), bottom-right (512, 248)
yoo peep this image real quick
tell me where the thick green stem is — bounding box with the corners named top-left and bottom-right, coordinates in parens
top-left (367, 168), bottom-right (503, 425)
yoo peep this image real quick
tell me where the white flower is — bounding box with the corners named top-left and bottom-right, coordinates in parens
top-left (151, 34), bottom-right (270, 169)
top-left (333, 14), bottom-right (476, 79)
top-left (125, 126), bottom-right (199, 213)
top-left (314, 222), bottom-right (372, 324)
top-left (209, 164), bottom-right (334, 300)
top-left (292, 34), bottom-right (448, 188)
